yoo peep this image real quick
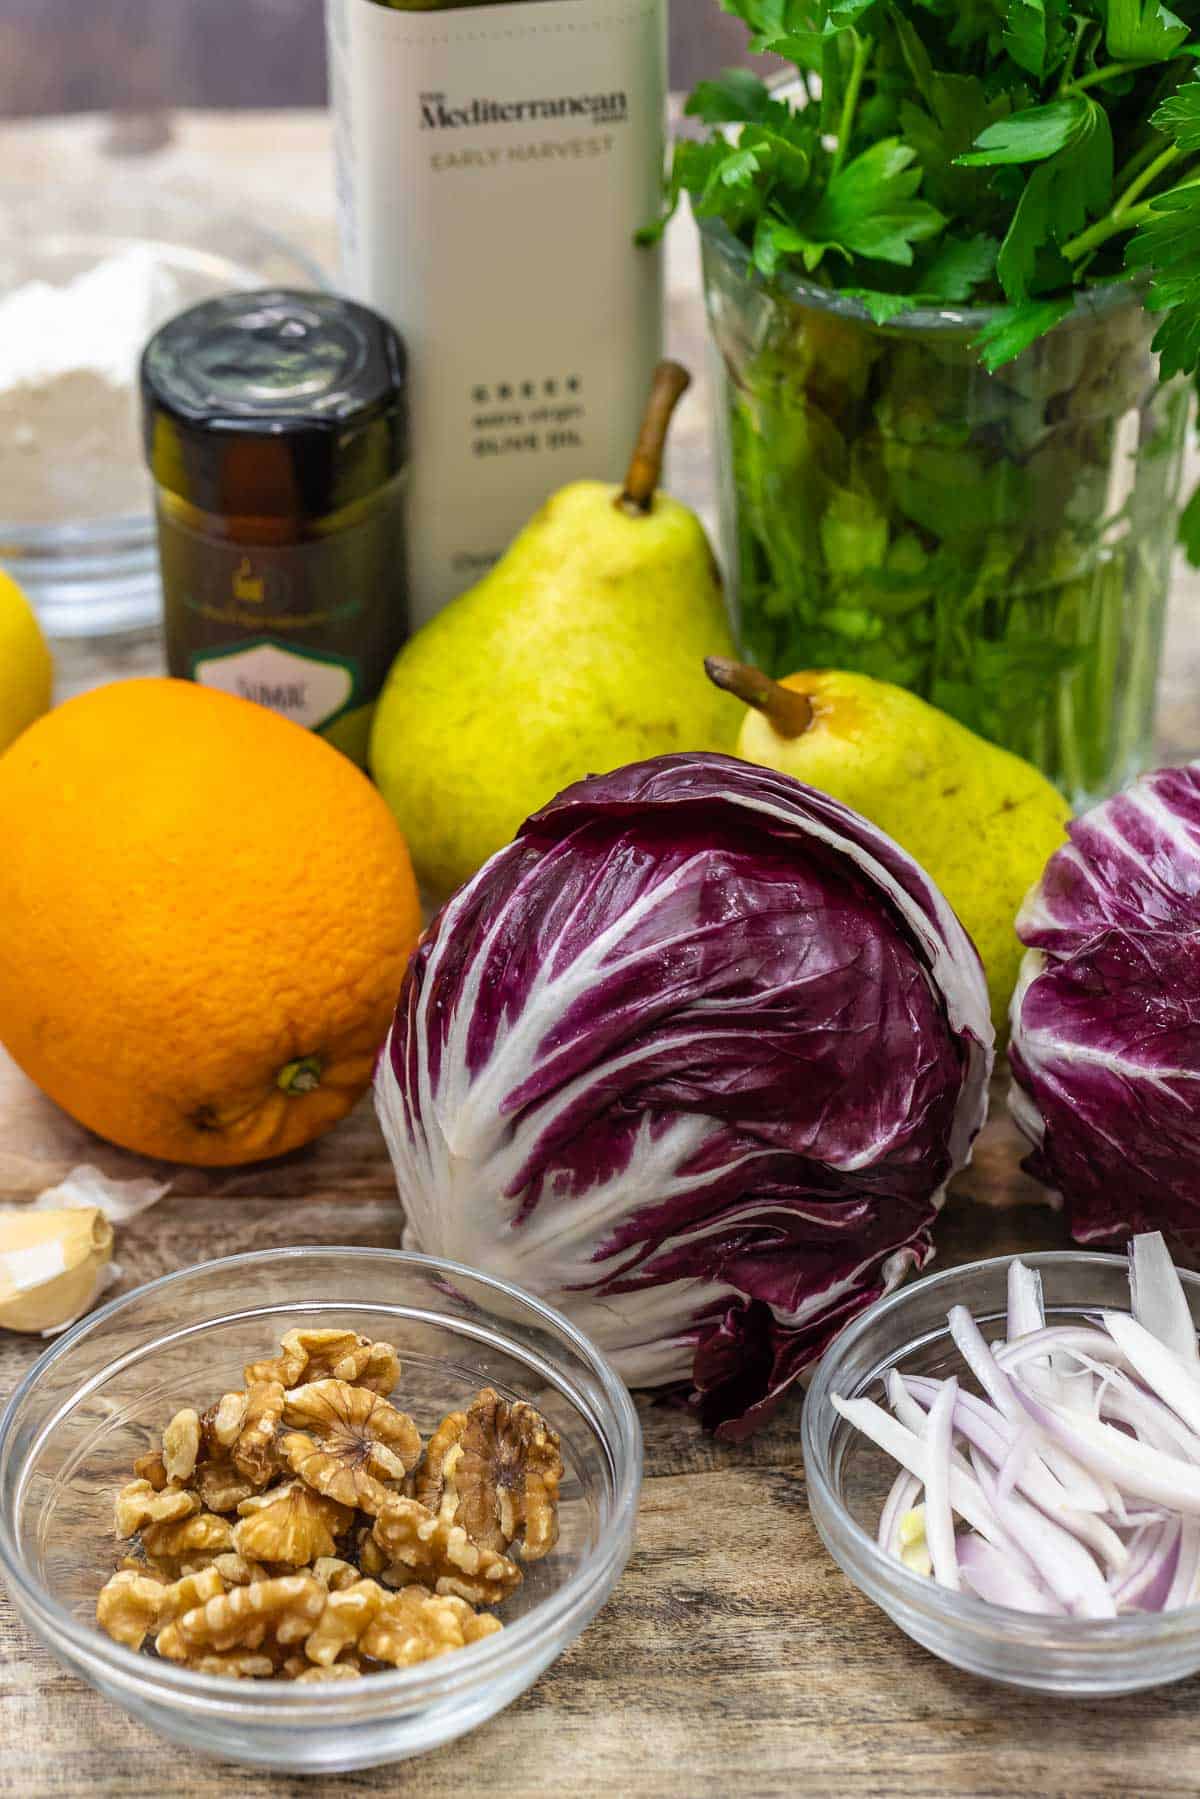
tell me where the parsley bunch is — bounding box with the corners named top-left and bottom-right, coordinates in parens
top-left (652, 0), bottom-right (1200, 393)
top-left (647, 1), bottom-right (1200, 800)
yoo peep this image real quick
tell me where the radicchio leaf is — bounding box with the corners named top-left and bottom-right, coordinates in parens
top-left (377, 754), bottom-right (992, 1438)
top-left (1009, 762), bottom-right (1200, 1253)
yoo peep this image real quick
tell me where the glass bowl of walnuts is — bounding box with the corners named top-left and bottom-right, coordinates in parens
top-left (0, 1247), bottom-right (642, 1773)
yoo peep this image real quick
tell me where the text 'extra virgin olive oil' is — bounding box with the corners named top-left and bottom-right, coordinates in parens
top-left (142, 290), bottom-right (408, 765)
top-left (326, 0), bottom-right (667, 625)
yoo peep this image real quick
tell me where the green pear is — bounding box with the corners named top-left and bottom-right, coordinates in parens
top-left (370, 363), bottom-right (736, 899)
top-left (707, 660), bottom-right (1071, 1037)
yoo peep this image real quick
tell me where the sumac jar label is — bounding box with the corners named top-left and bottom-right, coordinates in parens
top-left (156, 491), bottom-right (406, 754)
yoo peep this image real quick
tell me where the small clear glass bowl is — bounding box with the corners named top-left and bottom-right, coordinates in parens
top-left (802, 1250), bottom-right (1200, 1697)
top-left (0, 1248), bottom-right (641, 1773)
top-left (0, 186), bottom-right (325, 638)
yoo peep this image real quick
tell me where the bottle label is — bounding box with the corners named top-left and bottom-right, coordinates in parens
top-left (191, 642), bottom-right (355, 731)
top-left (157, 492), bottom-right (406, 757)
top-left (327, 0), bottom-right (666, 626)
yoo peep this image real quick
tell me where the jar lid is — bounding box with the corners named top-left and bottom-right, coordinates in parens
top-left (141, 289), bottom-right (407, 519)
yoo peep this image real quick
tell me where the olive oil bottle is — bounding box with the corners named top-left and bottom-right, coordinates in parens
top-left (326, 0), bottom-right (667, 626)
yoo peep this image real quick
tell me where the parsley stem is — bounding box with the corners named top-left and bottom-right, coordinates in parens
top-left (1063, 58), bottom-right (1157, 97)
top-left (1057, 16), bottom-right (1090, 94)
top-left (830, 32), bottom-right (872, 180)
top-left (1063, 145), bottom-right (1180, 260)
top-left (1110, 144), bottom-right (1183, 215)
top-left (1112, 133), bottom-right (1171, 196)
top-left (1063, 199), bottom-right (1157, 261)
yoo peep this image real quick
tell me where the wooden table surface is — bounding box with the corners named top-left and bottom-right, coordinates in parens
top-left (2, 109), bottom-right (1200, 1799)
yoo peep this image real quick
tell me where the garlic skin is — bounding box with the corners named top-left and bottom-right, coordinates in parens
top-left (0, 1207), bottom-right (114, 1333)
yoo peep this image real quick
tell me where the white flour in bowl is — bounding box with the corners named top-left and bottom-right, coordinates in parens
top-left (0, 246), bottom-right (183, 525)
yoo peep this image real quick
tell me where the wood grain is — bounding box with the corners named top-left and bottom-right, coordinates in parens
top-left (5, 1460), bottom-right (1200, 1799)
top-left (0, 105), bottom-right (1198, 1799)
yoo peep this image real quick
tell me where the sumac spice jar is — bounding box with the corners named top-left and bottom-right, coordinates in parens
top-left (141, 288), bottom-right (407, 764)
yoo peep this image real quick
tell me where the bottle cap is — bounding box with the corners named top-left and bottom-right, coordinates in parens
top-left (141, 289), bottom-right (407, 519)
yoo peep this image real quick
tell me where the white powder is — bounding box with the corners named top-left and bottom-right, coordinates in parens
top-left (0, 246), bottom-right (188, 526)
top-left (0, 244), bottom-right (184, 393)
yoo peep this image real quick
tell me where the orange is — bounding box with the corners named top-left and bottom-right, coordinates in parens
top-left (0, 678), bottom-right (421, 1166)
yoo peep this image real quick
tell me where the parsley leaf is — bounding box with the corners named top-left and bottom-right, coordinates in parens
top-left (652, 0), bottom-right (1200, 368)
top-left (715, 0), bottom-right (802, 37)
top-left (840, 288), bottom-right (921, 322)
top-left (1180, 479), bottom-right (1200, 562)
top-left (919, 233), bottom-right (1001, 297)
top-left (635, 139), bottom-right (759, 245)
top-left (720, 0), bottom-right (879, 46)
top-left (842, 233), bottom-right (999, 321)
top-left (638, 95), bottom-right (818, 255)
top-left (758, 28), bottom-right (827, 66)
top-left (1126, 184), bottom-right (1200, 376)
top-left (1152, 75), bottom-right (1200, 152)
top-left (1124, 76), bottom-right (1200, 380)
top-left (996, 172), bottom-right (1050, 295)
top-left (974, 296), bottom-right (1074, 368)
top-left (958, 97), bottom-right (1097, 165)
top-left (780, 138), bottom-right (946, 269)
top-left (891, 11), bottom-right (1014, 214)
top-left (685, 71), bottom-right (776, 126)
top-left (1002, 0), bottom-right (1071, 80)
top-left (740, 124), bottom-right (813, 189)
top-left (1106, 0), bottom-right (1190, 63)
top-left (994, 102), bottom-right (1113, 299)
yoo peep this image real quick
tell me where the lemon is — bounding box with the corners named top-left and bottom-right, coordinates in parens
top-left (0, 570), bottom-right (52, 754)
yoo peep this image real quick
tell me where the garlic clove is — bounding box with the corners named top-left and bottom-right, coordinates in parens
top-left (0, 1207), bottom-right (115, 1333)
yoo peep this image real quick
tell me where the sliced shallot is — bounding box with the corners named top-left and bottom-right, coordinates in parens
top-left (834, 1231), bottom-right (1200, 1618)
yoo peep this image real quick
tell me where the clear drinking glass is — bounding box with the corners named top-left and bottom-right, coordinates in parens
top-left (0, 1247), bottom-right (641, 1773)
top-left (701, 220), bottom-right (1191, 808)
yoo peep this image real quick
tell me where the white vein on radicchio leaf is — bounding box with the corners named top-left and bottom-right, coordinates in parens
top-left (377, 754), bottom-right (993, 1440)
top-left (1009, 761), bottom-right (1200, 1252)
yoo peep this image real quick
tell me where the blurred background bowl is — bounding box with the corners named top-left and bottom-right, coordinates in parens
top-left (0, 184), bottom-right (324, 639)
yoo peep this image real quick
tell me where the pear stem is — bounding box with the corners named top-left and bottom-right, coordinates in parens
top-left (617, 361), bottom-right (691, 514)
top-left (704, 657), bottom-right (814, 738)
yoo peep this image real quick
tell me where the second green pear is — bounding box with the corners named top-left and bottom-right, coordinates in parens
top-left (371, 365), bottom-right (735, 899)
top-left (707, 660), bottom-right (1071, 1036)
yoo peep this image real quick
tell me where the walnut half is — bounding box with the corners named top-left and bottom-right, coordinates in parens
top-left (232, 1481), bottom-right (354, 1566)
top-left (280, 1379), bottom-right (421, 1513)
top-left (372, 1495), bottom-right (523, 1605)
top-left (114, 1479), bottom-right (198, 1539)
top-left (162, 1409), bottom-right (201, 1485)
top-left (415, 1388), bottom-right (563, 1561)
top-left (301, 1576), bottom-right (503, 1669)
top-left (360, 1585), bottom-right (503, 1668)
top-left (141, 1511), bottom-right (234, 1564)
top-left (155, 1573), bottom-right (326, 1662)
top-left (245, 1329), bottom-right (401, 1397)
top-left (95, 1564), bottom-right (223, 1651)
top-left (96, 1569), bottom-right (166, 1650)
